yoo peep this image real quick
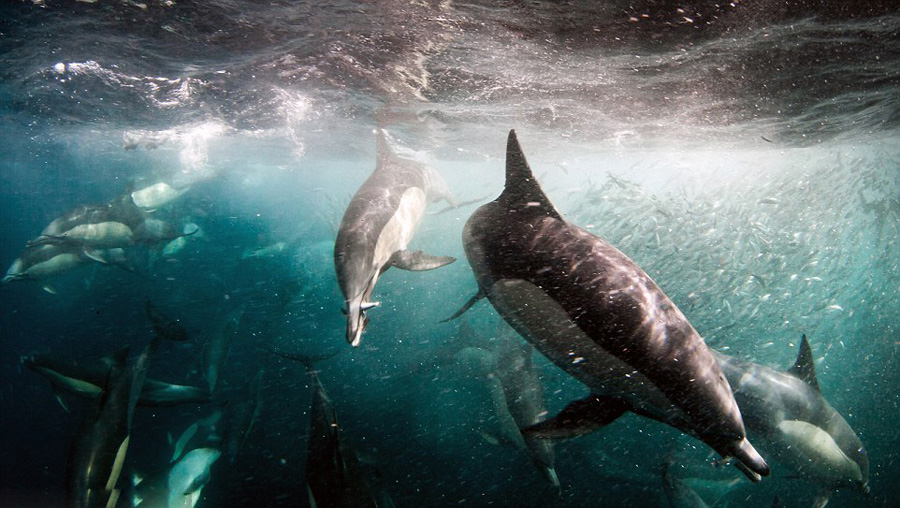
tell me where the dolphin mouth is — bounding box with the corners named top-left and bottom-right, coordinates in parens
top-left (728, 437), bottom-right (769, 481)
top-left (344, 298), bottom-right (379, 347)
top-left (345, 308), bottom-right (370, 347)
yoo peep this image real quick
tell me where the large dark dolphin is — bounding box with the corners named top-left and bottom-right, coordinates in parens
top-left (715, 335), bottom-right (868, 497)
top-left (453, 130), bottom-right (769, 481)
top-left (334, 129), bottom-right (457, 346)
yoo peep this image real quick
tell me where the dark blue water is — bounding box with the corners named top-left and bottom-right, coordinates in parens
top-left (1, 1), bottom-right (898, 507)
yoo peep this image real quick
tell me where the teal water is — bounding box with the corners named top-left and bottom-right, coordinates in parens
top-left (1, 2), bottom-right (898, 507)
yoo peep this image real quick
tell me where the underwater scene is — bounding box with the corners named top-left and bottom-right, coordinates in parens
top-left (1, 1), bottom-right (898, 507)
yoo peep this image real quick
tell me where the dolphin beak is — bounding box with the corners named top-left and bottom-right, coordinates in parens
top-left (730, 437), bottom-right (769, 481)
top-left (345, 298), bottom-right (379, 347)
top-left (346, 309), bottom-right (365, 347)
top-left (345, 304), bottom-right (372, 347)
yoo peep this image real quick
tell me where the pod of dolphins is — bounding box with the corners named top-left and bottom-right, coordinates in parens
top-left (334, 129), bottom-right (868, 505)
top-left (7, 128), bottom-right (869, 507)
top-left (3, 182), bottom-right (194, 293)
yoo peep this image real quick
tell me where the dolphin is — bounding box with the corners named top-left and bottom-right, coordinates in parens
top-left (303, 358), bottom-right (384, 508)
top-left (3, 244), bottom-right (133, 289)
top-left (132, 448), bottom-right (221, 508)
top-left (662, 461), bottom-right (711, 508)
top-left (451, 130), bottom-right (769, 481)
top-left (169, 411), bottom-right (224, 464)
top-left (30, 194), bottom-right (148, 249)
top-left (334, 129), bottom-right (457, 346)
top-left (130, 182), bottom-right (192, 210)
top-left (494, 334), bottom-right (559, 490)
top-left (272, 351), bottom-right (388, 507)
top-left (225, 370), bottom-right (264, 464)
top-left (66, 339), bottom-right (154, 508)
top-left (454, 337), bottom-right (560, 490)
top-left (22, 352), bottom-right (210, 408)
top-left (200, 303), bottom-right (247, 394)
top-left (29, 194), bottom-right (189, 250)
top-left (453, 346), bottom-right (525, 448)
top-left (715, 335), bottom-right (869, 496)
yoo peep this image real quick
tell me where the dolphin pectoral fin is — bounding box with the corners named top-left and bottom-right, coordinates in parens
top-left (83, 249), bottom-right (109, 264)
top-left (388, 250), bottom-right (455, 271)
top-left (52, 387), bottom-right (70, 412)
top-left (361, 301), bottom-right (380, 311)
top-left (441, 290), bottom-right (485, 322)
top-left (522, 395), bottom-right (629, 439)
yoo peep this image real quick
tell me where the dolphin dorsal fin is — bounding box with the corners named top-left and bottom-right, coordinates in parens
top-left (788, 334), bottom-right (820, 392)
top-left (375, 129), bottom-right (394, 171)
top-left (500, 130), bottom-right (561, 219)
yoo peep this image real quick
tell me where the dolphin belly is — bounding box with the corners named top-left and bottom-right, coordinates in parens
top-left (372, 187), bottom-right (427, 268)
top-left (488, 278), bottom-right (675, 416)
top-left (774, 420), bottom-right (864, 484)
top-left (14, 252), bottom-right (83, 280)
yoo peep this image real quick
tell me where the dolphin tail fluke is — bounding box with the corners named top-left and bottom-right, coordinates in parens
top-left (388, 250), bottom-right (455, 271)
top-left (268, 349), bottom-right (339, 373)
top-left (375, 129), bottom-right (394, 171)
top-left (82, 249), bottom-right (108, 264)
top-left (441, 290), bottom-right (485, 323)
top-left (522, 394), bottom-right (629, 439)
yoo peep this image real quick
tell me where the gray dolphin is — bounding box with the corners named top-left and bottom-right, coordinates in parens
top-left (715, 335), bottom-right (868, 496)
top-left (66, 339), bottom-right (153, 508)
top-left (455, 335), bottom-right (560, 490)
top-left (200, 303), bottom-right (247, 394)
top-left (273, 351), bottom-right (390, 507)
top-left (29, 194), bottom-right (187, 250)
top-left (662, 460), bottom-right (711, 508)
top-left (334, 129), bottom-right (457, 346)
top-left (3, 244), bottom-right (133, 290)
top-left (30, 194), bottom-right (148, 249)
top-left (493, 332), bottom-right (560, 489)
top-left (23, 352), bottom-right (210, 408)
top-left (452, 130), bottom-right (769, 481)
top-left (132, 447), bottom-right (221, 508)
